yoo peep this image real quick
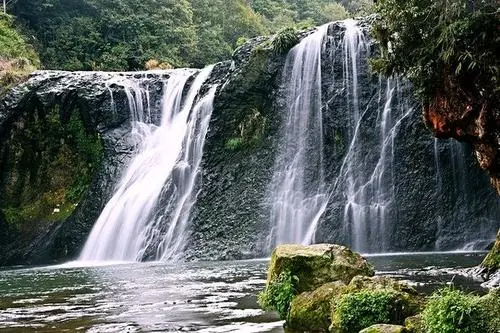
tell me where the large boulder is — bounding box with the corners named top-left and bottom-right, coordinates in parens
top-left (478, 289), bottom-right (500, 333)
top-left (329, 277), bottom-right (422, 333)
top-left (359, 324), bottom-right (408, 333)
top-left (288, 281), bottom-right (347, 331)
top-left (266, 244), bottom-right (374, 293)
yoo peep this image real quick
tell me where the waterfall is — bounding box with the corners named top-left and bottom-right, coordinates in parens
top-left (338, 20), bottom-right (414, 252)
top-left (80, 66), bottom-right (215, 262)
top-left (268, 24), bottom-right (330, 247)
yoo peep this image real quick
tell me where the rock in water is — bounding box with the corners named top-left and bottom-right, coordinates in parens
top-left (288, 281), bottom-right (347, 331)
top-left (359, 324), bottom-right (408, 333)
top-left (266, 244), bottom-right (374, 292)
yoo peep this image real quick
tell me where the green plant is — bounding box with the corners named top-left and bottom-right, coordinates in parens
top-left (225, 137), bottom-right (244, 151)
top-left (258, 269), bottom-right (299, 320)
top-left (271, 27), bottom-right (299, 54)
top-left (422, 287), bottom-right (488, 333)
top-left (332, 290), bottom-right (406, 333)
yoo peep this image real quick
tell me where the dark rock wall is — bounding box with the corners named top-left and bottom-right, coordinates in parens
top-left (0, 22), bottom-right (498, 265)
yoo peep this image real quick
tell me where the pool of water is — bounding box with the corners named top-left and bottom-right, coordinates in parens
top-left (0, 252), bottom-right (487, 332)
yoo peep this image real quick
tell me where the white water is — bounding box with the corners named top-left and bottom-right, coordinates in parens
top-left (340, 20), bottom-right (414, 252)
top-left (80, 66), bottom-right (214, 262)
top-left (268, 24), bottom-right (330, 248)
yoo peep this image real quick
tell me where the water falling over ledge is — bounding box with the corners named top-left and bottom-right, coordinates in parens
top-left (80, 66), bottom-right (216, 262)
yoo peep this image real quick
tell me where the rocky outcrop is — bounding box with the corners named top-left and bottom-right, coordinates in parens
top-left (266, 244), bottom-right (374, 291)
top-left (0, 20), bottom-right (498, 265)
top-left (423, 77), bottom-right (500, 194)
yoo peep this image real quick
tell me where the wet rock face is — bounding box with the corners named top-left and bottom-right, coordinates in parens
top-left (0, 70), bottom-right (195, 264)
top-left (423, 80), bottom-right (500, 193)
top-left (0, 21), bottom-right (498, 265)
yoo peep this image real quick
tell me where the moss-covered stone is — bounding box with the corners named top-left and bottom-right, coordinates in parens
top-left (359, 324), bottom-right (408, 333)
top-left (266, 244), bottom-right (374, 294)
top-left (347, 276), bottom-right (419, 295)
top-left (478, 289), bottom-right (500, 333)
top-left (330, 288), bottom-right (420, 333)
top-left (481, 230), bottom-right (500, 275)
top-left (404, 315), bottom-right (425, 333)
top-left (288, 281), bottom-right (347, 331)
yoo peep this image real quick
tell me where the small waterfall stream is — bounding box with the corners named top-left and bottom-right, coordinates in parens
top-left (80, 66), bottom-right (215, 262)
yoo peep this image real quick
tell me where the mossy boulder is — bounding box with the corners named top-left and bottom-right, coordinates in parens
top-left (404, 315), bottom-right (425, 333)
top-left (478, 289), bottom-right (500, 333)
top-left (347, 276), bottom-right (419, 295)
top-left (481, 230), bottom-right (500, 277)
top-left (329, 278), bottom-right (422, 333)
top-left (266, 244), bottom-right (374, 293)
top-left (288, 281), bottom-right (347, 331)
top-left (359, 324), bottom-right (408, 333)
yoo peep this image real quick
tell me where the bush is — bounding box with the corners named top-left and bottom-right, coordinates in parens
top-left (332, 290), bottom-right (408, 333)
top-left (271, 27), bottom-right (299, 54)
top-left (258, 269), bottom-right (299, 319)
top-left (422, 288), bottom-right (488, 333)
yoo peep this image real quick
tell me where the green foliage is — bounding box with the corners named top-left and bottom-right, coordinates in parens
top-left (0, 13), bottom-right (40, 90)
top-left (333, 290), bottom-right (406, 333)
top-left (258, 269), bottom-right (299, 320)
top-left (422, 288), bottom-right (488, 333)
top-left (271, 27), bottom-right (299, 54)
top-left (8, 0), bottom-right (366, 70)
top-left (225, 138), bottom-right (244, 151)
top-left (371, 0), bottom-right (499, 102)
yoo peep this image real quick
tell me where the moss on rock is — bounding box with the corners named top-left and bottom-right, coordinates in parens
top-left (0, 105), bottom-right (103, 234)
top-left (330, 288), bottom-right (420, 333)
top-left (478, 289), bottom-right (500, 333)
top-left (481, 230), bottom-right (500, 275)
top-left (404, 315), bottom-right (425, 333)
top-left (288, 281), bottom-right (347, 331)
top-left (266, 244), bottom-right (374, 294)
top-left (359, 324), bottom-right (408, 333)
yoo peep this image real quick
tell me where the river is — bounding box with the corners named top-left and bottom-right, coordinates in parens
top-left (0, 252), bottom-right (487, 332)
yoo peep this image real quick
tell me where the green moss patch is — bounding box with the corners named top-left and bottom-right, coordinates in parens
top-left (0, 105), bottom-right (102, 233)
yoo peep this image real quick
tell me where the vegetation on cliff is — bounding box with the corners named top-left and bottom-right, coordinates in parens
top-left (0, 13), bottom-right (39, 92)
top-left (371, 0), bottom-right (500, 190)
top-left (7, 0), bottom-right (372, 71)
top-left (0, 106), bottom-right (102, 234)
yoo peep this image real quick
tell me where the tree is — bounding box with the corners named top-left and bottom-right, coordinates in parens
top-left (371, 0), bottom-right (500, 189)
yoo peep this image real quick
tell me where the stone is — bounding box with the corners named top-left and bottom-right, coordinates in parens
top-left (266, 244), bottom-right (374, 293)
top-left (478, 289), bottom-right (500, 333)
top-left (481, 230), bottom-right (500, 278)
top-left (404, 315), bottom-right (425, 333)
top-left (288, 281), bottom-right (347, 332)
top-left (359, 324), bottom-right (408, 333)
top-left (348, 276), bottom-right (419, 295)
top-left (329, 277), bottom-right (422, 333)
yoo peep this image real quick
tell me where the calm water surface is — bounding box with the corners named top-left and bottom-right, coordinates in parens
top-left (0, 252), bottom-right (487, 332)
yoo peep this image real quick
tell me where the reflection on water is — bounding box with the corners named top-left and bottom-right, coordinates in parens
top-left (0, 253), bottom-right (487, 332)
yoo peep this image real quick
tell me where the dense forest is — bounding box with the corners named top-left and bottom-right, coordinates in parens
top-left (5, 0), bottom-right (371, 71)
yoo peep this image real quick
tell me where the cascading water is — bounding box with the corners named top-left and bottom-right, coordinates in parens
top-left (80, 66), bottom-right (215, 262)
top-left (268, 24), bottom-right (330, 247)
top-left (337, 20), bottom-right (414, 252)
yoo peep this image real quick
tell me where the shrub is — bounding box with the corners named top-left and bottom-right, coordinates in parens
top-left (258, 269), bottom-right (299, 319)
top-left (271, 27), bottom-right (299, 54)
top-left (332, 290), bottom-right (408, 333)
top-left (422, 288), bottom-right (488, 333)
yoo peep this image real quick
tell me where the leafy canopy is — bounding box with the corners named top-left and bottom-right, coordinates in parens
top-left (371, 0), bottom-right (499, 103)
